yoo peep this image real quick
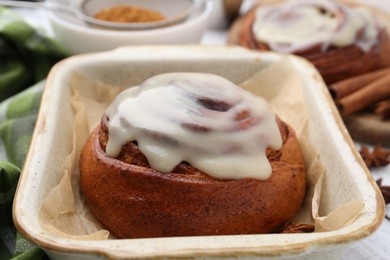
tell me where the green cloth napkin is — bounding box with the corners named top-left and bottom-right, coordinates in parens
top-left (0, 7), bottom-right (67, 260)
top-left (0, 7), bottom-right (67, 101)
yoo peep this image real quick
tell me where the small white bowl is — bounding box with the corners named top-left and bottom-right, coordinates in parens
top-left (47, 0), bottom-right (212, 54)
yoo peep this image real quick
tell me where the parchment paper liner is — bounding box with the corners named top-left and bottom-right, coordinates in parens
top-left (39, 58), bottom-right (364, 240)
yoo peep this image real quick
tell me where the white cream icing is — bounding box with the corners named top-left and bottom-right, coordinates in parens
top-left (105, 73), bottom-right (282, 180)
top-left (252, 0), bottom-right (382, 53)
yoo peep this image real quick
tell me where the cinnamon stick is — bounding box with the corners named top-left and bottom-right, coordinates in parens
top-left (329, 68), bottom-right (390, 99)
top-left (374, 99), bottom-right (390, 120)
top-left (336, 74), bottom-right (390, 117)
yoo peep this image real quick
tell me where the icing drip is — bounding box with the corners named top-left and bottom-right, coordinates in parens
top-left (105, 73), bottom-right (282, 180)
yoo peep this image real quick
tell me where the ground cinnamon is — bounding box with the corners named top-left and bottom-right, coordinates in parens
top-left (336, 74), bottom-right (390, 117)
top-left (94, 5), bottom-right (166, 23)
top-left (329, 68), bottom-right (390, 99)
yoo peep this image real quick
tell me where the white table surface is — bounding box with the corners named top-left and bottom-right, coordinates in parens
top-left (12, 0), bottom-right (390, 259)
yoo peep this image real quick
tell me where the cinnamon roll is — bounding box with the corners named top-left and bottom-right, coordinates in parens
top-left (79, 73), bottom-right (306, 238)
top-left (237, 0), bottom-right (390, 84)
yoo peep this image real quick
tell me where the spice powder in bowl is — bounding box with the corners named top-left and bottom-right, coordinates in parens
top-left (94, 5), bottom-right (166, 23)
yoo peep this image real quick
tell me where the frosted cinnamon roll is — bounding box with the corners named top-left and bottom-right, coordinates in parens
top-left (238, 0), bottom-right (390, 84)
top-left (80, 73), bottom-right (306, 238)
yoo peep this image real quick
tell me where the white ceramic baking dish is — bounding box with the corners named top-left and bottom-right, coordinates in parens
top-left (13, 46), bottom-right (384, 259)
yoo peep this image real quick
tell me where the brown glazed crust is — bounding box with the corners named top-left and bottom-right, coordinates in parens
top-left (238, 9), bottom-right (390, 84)
top-left (80, 117), bottom-right (306, 238)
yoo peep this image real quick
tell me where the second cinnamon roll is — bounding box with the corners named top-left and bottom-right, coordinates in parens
top-left (237, 0), bottom-right (390, 84)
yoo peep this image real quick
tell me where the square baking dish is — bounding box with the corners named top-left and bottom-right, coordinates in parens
top-left (13, 46), bottom-right (384, 259)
